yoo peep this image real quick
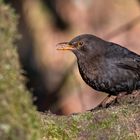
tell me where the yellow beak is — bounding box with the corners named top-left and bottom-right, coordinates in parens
top-left (56, 42), bottom-right (75, 51)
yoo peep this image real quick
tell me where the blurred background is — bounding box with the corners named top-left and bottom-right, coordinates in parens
top-left (4, 0), bottom-right (140, 115)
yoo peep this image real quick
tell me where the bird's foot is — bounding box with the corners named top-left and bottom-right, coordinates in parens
top-left (104, 91), bottom-right (139, 106)
top-left (88, 92), bottom-right (140, 112)
top-left (71, 112), bottom-right (80, 115)
top-left (89, 96), bottom-right (117, 111)
top-left (89, 102), bottom-right (112, 111)
top-left (131, 91), bottom-right (140, 98)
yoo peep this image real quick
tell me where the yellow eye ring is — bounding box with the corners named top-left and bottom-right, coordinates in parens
top-left (78, 41), bottom-right (84, 46)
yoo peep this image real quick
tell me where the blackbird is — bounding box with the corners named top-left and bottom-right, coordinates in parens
top-left (57, 34), bottom-right (140, 105)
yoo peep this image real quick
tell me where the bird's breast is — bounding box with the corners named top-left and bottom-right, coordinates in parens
top-left (77, 61), bottom-right (101, 90)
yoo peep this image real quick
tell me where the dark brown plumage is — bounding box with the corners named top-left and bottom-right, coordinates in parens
top-left (57, 34), bottom-right (140, 103)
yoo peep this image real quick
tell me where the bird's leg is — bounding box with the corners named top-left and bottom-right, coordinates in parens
top-left (95, 92), bottom-right (128, 109)
top-left (131, 90), bottom-right (139, 98)
top-left (114, 92), bottom-right (127, 104)
top-left (89, 94), bottom-right (112, 111)
top-left (99, 94), bottom-right (112, 108)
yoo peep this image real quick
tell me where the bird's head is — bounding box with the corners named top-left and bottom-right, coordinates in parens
top-left (57, 34), bottom-right (106, 59)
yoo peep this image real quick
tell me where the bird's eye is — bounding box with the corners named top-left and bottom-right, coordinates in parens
top-left (77, 41), bottom-right (84, 47)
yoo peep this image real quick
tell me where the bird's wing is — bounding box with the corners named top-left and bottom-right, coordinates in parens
top-left (103, 56), bottom-right (140, 94)
top-left (114, 50), bottom-right (140, 76)
top-left (116, 62), bottom-right (140, 76)
top-left (88, 42), bottom-right (140, 94)
top-left (108, 42), bottom-right (140, 76)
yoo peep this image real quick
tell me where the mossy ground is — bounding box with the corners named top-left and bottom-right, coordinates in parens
top-left (41, 96), bottom-right (140, 140)
top-left (0, 1), bottom-right (139, 140)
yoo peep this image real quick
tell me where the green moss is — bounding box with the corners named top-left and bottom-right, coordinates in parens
top-left (31, 97), bottom-right (134, 139)
top-left (0, 2), bottom-right (42, 140)
top-left (40, 100), bottom-right (139, 139)
top-left (40, 114), bottom-right (80, 139)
